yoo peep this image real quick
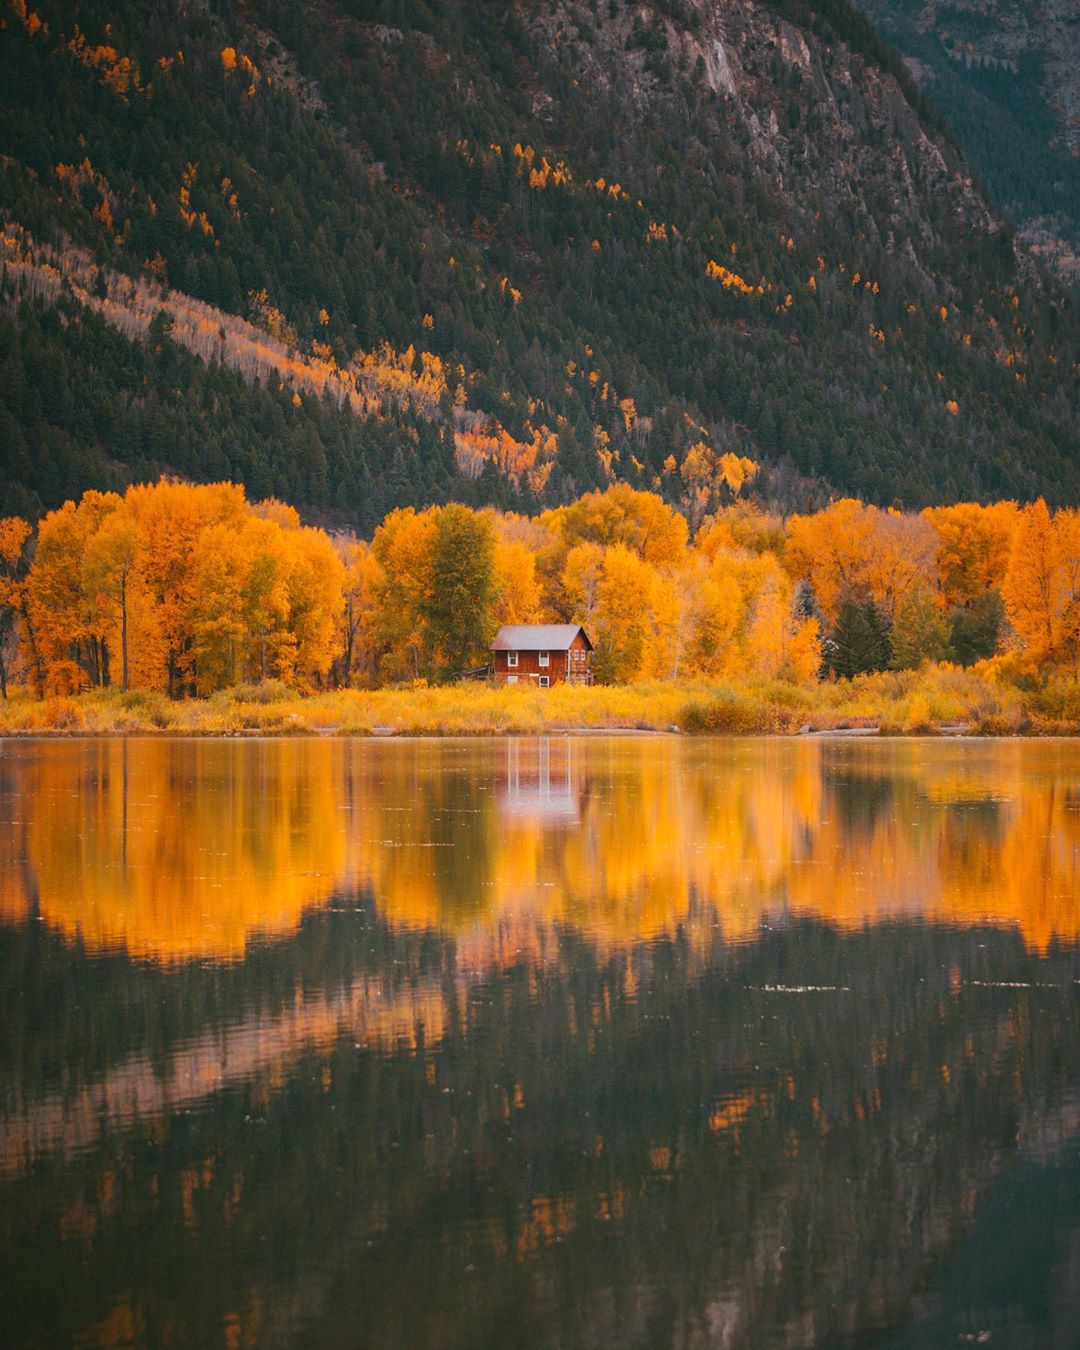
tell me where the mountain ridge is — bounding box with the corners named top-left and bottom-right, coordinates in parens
top-left (1, 0), bottom-right (1077, 525)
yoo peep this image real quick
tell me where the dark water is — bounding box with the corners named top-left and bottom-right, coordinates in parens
top-left (1, 736), bottom-right (1078, 1349)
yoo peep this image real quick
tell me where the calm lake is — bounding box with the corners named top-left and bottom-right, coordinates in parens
top-left (1, 735), bottom-right (1079, 1348)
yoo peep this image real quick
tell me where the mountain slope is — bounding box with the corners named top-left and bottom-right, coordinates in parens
top-left (1, 0), bottom-right (1078, 523)
top-left (854, 0), bottom-right (1080, 282)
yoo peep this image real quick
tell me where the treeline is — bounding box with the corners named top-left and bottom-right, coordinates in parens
top-left (2, 477), bottom-right (1078, 698)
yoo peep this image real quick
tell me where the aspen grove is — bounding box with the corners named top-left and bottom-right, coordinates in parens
top-left (1, 479), bottom-right (1077, 698)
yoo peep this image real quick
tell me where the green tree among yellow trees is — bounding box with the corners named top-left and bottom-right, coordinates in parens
top-left (423, 505), bottom-right (498, 677)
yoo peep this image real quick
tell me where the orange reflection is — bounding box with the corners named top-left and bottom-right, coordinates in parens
top-left (1, 739), bottom-right (346, 961)
top-left (2, 736), bottom-right (1080, 964)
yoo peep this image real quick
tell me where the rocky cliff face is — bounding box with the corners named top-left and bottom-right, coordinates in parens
top-left (856, 0), bottom-right (1080, 279)
top-left (527, 0), bottom-right (1001, 283)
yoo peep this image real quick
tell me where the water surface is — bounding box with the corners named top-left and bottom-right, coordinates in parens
top-left (1, 736), bottom-right (1078, 1347)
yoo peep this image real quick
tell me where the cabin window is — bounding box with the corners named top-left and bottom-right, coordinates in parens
top-left (538, 651), bottom-right (550, 668)
top-left (507, 675), bottom-right (518, 686)
top-left (507, 652), bottom-right (518, 668)
top-left (539, 676), bottom-right (550, 688)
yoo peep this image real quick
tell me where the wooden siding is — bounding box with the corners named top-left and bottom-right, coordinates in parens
top-left (491, 632), bottom-right (592, 686)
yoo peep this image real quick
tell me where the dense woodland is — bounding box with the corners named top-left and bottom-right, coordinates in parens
top-left (2, 477), bottom-right (1078, 701)
top-left (1, 0), bottom-right (1079, 526)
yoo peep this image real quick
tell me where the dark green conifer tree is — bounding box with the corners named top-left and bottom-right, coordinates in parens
top-left (827, 593), bottom-right (893, 678)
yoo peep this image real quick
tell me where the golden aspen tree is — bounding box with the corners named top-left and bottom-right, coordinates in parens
top-left (787, 499), bottom-right (935, 622)
top-left (493, 538), bottom-right (542, 624)
top-left (542, 483), bottom-right (688, 569)
top-left (371, 507), bottom-right (437, 681)
top-left (744, 560), bottom-right (792, 679)
top-left (691, 561), bottom-right (744, 677)
top-left (337, 541), bottom-right (384, 688)
top-left (679, 442), bottom-right (718, 530)
top-left (694, 513), bottom-right (741, 560)
top-left (1051, 509), bottom-right (1080, 674)
top-left (253, 497), bottom-right (303, 531)
top-left (560, 541), bottom-right (605, 631)
top-left (125, 481), bottom-right (247, 695)
top-left (923, 501), bottom-right (1019, 605)
top-left (740, 554), bottom-right (821, 680)
top-left (718, 452), bottom-right (759, 497)
top-left (188, 520), bottom-right (258, 689)
top-left (679, 445), bottom-right (759, 529)
top-left (643, 559), bottom-right (705, 681)
top-left (1002, 498), bottom-right (1058, 657)
top-left (784, 611), bottom-right (823, 682)
top-left (281, 525), bottom-right (345, 687)
top-left (592, 544), bottom-right (657, 682)
top-left (83, 511), bottom-right (139, 692)
top-left (696, 505), bottom-right (786, 560)
top-left (786, 499), bottom-right (878, 621)
top-left (29, 490), bottom-right (123, 690)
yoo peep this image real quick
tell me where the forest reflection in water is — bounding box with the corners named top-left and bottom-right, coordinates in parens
top-left (3, 734), bottom-right (1080, 959)
top-left (1, 735), bottom-right (1079, 1348)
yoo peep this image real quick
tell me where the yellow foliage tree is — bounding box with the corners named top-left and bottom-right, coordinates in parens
top-left (923, 501), bottom-right (1019, 606)
top-left (494, 538), bottom-right (542, 624)
top-left (337, 541), bottom-right (384, 688)
top-left (1002, 499), bottom-right (1058, 657)
top-left (786, 499), bottom-right (936, 622)
top-left (370, 506), bottom-right (437, 681)
top-left (591, 544), bottom-right (657, 683)
top-left (541, 482), bottom-right (688, 570)
top-left (29, 490), bottom-right (124, 691)
top-left (1002, 501), bottom-right (1080, 664)
top-left (560, 541), bottom-right (606, 631)
top-left (83, 511), bottom-right (140, 692)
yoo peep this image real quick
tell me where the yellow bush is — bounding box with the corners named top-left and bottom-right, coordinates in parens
top-left (41, 696), bottom-right (85, 730)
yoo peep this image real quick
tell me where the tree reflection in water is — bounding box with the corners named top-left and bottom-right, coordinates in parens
top-left (0, 736), bottom-right (1078, 1347)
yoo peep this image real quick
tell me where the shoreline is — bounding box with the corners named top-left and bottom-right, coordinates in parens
top-left (0, 669), bottom-right (1075, 739)
top-left (3, 722), bottom-right (1075, 742)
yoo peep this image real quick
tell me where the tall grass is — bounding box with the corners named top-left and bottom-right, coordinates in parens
top-left (0, 664), bottom-right (1069, 737)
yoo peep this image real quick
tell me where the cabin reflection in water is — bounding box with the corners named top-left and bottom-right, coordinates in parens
top-left (499, 738), bottom-right (584, 824)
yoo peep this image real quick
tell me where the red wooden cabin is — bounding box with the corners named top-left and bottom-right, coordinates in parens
top-left (490, 625), bottom-right (593, 687)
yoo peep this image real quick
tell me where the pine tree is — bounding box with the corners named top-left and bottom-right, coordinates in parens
top-left (948, 592), bottom-right (1004, 666)
top-left (827, 593), bottom-right (892, 677)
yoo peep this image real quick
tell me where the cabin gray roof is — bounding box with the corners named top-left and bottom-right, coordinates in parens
top-left (492, 624), bottom-right (592, 652)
